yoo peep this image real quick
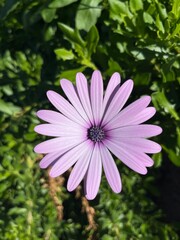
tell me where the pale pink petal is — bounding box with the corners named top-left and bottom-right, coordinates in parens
top-left (102, 72), bottom-right (121, 113)
top-left (39, 151), bottom-right (63, 169)
top-left (34, 123), bottom-right (87, 137)
top-left (49, 140), bottom-right (91, 178)
top-left (34, 136), bottom-right (85, 154)
top-left (106, 140), bottom-right (154, 167)
top-left (102, 80), bottom-right (134, 125)
top-left (83, 172), bottom-right (88, 196)
top-left (90, 70), bottom-right (103, 125)
top-left (130, 151), bottom-right (154, 167)
top-left (109, 138), bottom-right (162, 154)
top-left (60, 79), bottom-right (90, 125)
top-left (76, 73), bottom-right (94, 124)
top-left (36, 110), bottom-right (81, 126)
top-left (99, 143), bottom-right (122, 193)
top-left (67, 142), bottom-right (94, 191)
top-left (127, 107), bottom-right (156, 125)
top-left (107, 125), bottom-right (162, 138)
top-left (47, 90), bottom-right (88, 127)
top-left (86, 143), bottom-right (102, 200)
top-left (103, 139), bottom-right (147, 174)
top-left (105, 96), bottom-right (151, 129)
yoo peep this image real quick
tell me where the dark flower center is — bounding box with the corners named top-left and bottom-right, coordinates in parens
top-left (88, 126), bottom-right (105, 142)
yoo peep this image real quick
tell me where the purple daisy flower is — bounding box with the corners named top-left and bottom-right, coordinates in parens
top-left (34, 70), bottom-right (162, 200)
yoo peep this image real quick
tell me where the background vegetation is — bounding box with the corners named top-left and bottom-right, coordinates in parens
top-left (0, 0), bottom-right (180, 239)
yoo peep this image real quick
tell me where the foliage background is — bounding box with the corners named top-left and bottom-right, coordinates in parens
top-left (0, 0), bottom-right (180, 239)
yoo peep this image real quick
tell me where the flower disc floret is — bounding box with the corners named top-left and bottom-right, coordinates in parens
top-left (88, 126), bottom-right (105, 142)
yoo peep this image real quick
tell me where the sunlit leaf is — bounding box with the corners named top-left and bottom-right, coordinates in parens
top-left (143, 12), bottom-right (154, 24)
top-left (156, 14), bottom-right (165, 33)
top-left (129, 0), bottom-right (143, 12)
top-left (76, 0), bottom-right (103, 31)
top-left (54, 48), bottom-right (75, 61)
top-left (171, 0), bottom-right (180, 19)
top-left (86, 26), bottom-right (99, 57)
top-left (58, 66), bottom-right (87, 81)
top-left (58, 22), bottom-right (85, 46)
top-left (0, 99), bottom-right (21, 115)
top-left (41, 8), bottom-right (56, 23)
top-left (152, 90), bottom-right (179, 120)
top-left (49, 0), bottom-right (78, 8)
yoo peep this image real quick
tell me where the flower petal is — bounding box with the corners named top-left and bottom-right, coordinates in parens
top-left (76, 72), bottom-right (94, 124)
top-left (83, 172), bottom-right (88, 196)
top-left (90, 70), bottom-right (104, 125)
top-left (131, 151), bottom-right (154, 167)
top-left (103, 139), bottom-right (147, 174)
top-left (60, 79), bottom-right (90, 125)
top-left (39, 151), bottom-right (63, 169)
top-left (102, 80), bottom-right (134, 125)
top-left (102, 72), bottom-right (121, 113)
top-left (109, 138), bottom-right (162, 154)
top-left (67, 142), bottom-right (94, 191)
top-left (49, 140), bottom-right (91, 178)
top-left (105, 96), bottom-right (151, 129)
top-left (34, 136), bottom-right (85, 154)
top-left (47, 90), bottom-right (88, 127)
top-left (99, 143), bottom-right (122, 193)
top-left (36, 110), bottom-right (80, 126)
top-left (34, 123), bottom-right (87, 137)
top-left (127, 107), bottom-right (156, 125)
top-left (86, 143), bottom-right (102, 200)
top-left (107, 124), bottom-right (162, 138)
top-left (105, 141), bottom-right (154, 167)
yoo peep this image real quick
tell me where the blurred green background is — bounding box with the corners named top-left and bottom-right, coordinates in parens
top-left (0, 0), bottom-right (180, 239)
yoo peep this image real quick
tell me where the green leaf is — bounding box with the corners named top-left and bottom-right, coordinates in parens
top-left (41, 8), bottom-right (56, 23)
top-left (8, 207), bottom-right (27, 215)
top-left (172, 22), bottom-right (180, 37)
top-left (58, 66), bottom-right (87, 81)
top-left (109, 0), bottom-right (132, 19)
top-left (54, 48), bottom-right (75, 61)
top-left (172, 0), bottom-right (180, 19)
top-left (2, 85), bottom-right (13, 96)
top-left (106, 59), bottom-right (123, 76)
top-left (0, 0), bottom-right (19, 20)
top-left (0, 99), bottom-right (21, 115)
top-left (80, 58), bottom-right (96, 69)
top-left (156, 14), bottom-right (165, 33)
top-left (163, 146), bottom-right (180, 167)
top-left (24, 132), bottom-right (36, 142)
top-left (75, 0), bottom-right (102, 31)
top-left (156, 2), bottom-right (167, 20)
top-left (152, 91), bottom-right (179, 120)
top-left (58, 23), bottom-right (85, 46)
top-left (44, 26), bottom-right (56, 41)
top-left (131, 50), bottom-right (145, 60)
top-left (134, 72), bottom-right (151, 85)
top-left (129, 0), bottom-right (143, 12)
top-left (160, 57), bottom-right (177, 82)
top-left (143, 12), bottom-right (154, 24)
top-left (86, 26), bottom-right (99, 57)
top-left (49, 0), bottom-right (78, 8)
top-left (152, 152), bottom-right (162, 168)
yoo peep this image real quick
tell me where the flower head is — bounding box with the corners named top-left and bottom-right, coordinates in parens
top-left (34, 70), bottom-right (162, 200)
